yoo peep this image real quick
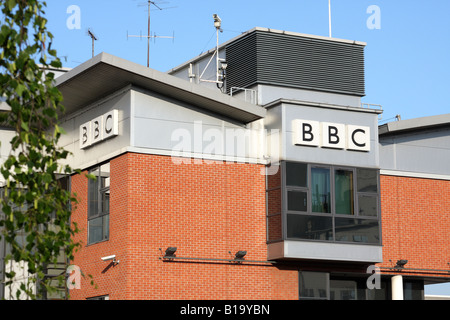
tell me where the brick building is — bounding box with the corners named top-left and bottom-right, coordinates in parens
top-left (1, 27), bottom-right (449, 300)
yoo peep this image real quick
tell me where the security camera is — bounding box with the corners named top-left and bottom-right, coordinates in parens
top-left (213, 14), bottom-right (222, 29)
top-left (101, 255), bottom-right (116, 261)
top-left (101, 255), bottom-right (119, 264)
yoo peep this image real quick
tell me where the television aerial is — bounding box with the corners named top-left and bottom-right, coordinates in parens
top-left (87, 28), bottom-right (98, 58)
top-left (127, 0), bottom-right (175, 67)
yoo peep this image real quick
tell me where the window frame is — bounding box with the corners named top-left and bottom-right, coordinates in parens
top-left (87, 162), bottom-right (110, 245)
top-left (282, 161), bottom-right (381, 245)
top-left (299, 271), bottom-right (424, 300)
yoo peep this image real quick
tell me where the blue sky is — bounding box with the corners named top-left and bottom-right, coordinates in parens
top-left (42, 1), bottom-right (449, 296)
top-left (44, 0), bottom-right (450, 124)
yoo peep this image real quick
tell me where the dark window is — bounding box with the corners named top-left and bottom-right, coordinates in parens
top-left (358, 195), bottom-right (378, 217)
top-left (404, 281), bottom-right (424, 300)
top-left (287, 215), bottom-right (333, 240)
top-left (287, 190), bottom-right (307, 212)
top-left (300, 272), bottom-right (423, 300)
top-left (330, 279), bottom-right (359, 300)
top-left (286, 162), bottom-right (307, 187)
top-left (311, 167), bottom-right (331, 213)
top-left (335, 169), bottom-right (354, 215)
top-left (299, 272), bottom-right (329, 300)
top-left (279, 162), bottom-right (381, 245)
top-left (357, 168), bottom-right (378, 193)
top-left (88, 163), bottom-right (110, 244)
top-left (334, 218), bottom-right (380, 244)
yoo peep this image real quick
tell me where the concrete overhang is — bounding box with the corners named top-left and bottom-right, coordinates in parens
top-left (379, 113), bottom-right (450, 136)
top-left (268, 241), bottom-right (383, 264)
top-left (55, 52), bottom-right (266, 124)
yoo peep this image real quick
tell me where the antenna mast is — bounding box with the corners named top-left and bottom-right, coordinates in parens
top-left (199, 14), bottom-right (228, 91)
top-left (328, 0), bottom-right (332, 37)
top-left (127, 0), bottom-right (175, 67)
top-left (87, 28), bottom-right (98, 58)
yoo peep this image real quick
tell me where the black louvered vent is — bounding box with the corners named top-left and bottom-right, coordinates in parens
top-left (226, 30), bottom-right (365, 97)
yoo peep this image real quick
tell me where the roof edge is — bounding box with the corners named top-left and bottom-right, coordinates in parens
top-left (55, 52), bottom-right (266, 123)
top-left (379, 113), bottom-right (450, 135)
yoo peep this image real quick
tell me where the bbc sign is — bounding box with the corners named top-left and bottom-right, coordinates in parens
top-left (80, 110), bottom-right (119, 149)
top-left (292, 119), bottom-right (370, 152)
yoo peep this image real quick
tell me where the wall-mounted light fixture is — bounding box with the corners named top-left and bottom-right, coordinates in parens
top-left (165, 247), bottom-right (177, 258)
top-left (395, 259), bottom-right (408, 269)
top-left (234, 251), bottom-right (247, 261)
top-left (160, 248), bottom-right (275, 265)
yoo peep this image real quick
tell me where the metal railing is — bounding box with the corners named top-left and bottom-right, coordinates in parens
top-left (230, 87), bottom-right (258, 105)
top-left (361, 102), bottom-right (383, 120)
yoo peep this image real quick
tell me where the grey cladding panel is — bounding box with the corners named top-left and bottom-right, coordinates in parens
top-left (226, 31), bottom-right (365, 96)
top-left (226, 32), bottom-right (258, 91)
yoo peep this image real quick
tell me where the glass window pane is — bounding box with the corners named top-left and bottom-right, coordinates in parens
top-left (100, 163), bottom-right (110, 189)
top-left (88, 216), bottom-right (103, 244)
top-left (103, 214), bottom-right (109, 241)
top-left (335, 218), bottom-right (380, 244)
top-left (101, 189), bottom-right (110, 214)
top-left (286, 162), bottom-right (307, 187)
top-left (311, 167), bottom-right (330, 213)
top-left (357, 169), bottom-right (378, 193)
top-left (330, 280), bottom-right (357, 300)
top-left (367, 280), bottom-right (388, 300)
top-left (287, 190), bottom-right (307, 212)
top-left (88, 168), bottom-right (100, 218)
top-left (287, 214), bottom-right (333, 240)
top-left (335, 169), bottom-right (354, 215)
top-left (358, 195), bottom-right (378, 217)
top-left (404, 281), bottom-right (424, 300)
top-left (88, 215), bottom-right (109, 244)
top-left (299, 272), bottom-right (329, 300)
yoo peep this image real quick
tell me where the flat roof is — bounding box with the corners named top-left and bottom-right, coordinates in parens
top-left (55, 52), bottom-right (266, 123)
top-left (379, 113), bottom-right (450, 136)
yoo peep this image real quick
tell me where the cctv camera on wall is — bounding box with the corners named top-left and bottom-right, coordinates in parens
top-left (101, 255), bottom-right (119, 264)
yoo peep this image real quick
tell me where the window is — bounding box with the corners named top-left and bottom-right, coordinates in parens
top-left (357, 168), bottom-right (378, 217)
top-left (311, 167), bottom-right (330, 213)
top-left (334, 169), bottom-right (354, 215)
top-left (88, 163), bottom-right (110, 244)
top-left (87, 295), bottom-right (109, 300)
top-left (299, 272), bottom-right (329, 300)
top-left (282, 162), bottom-right (381, 245)
top-left (300, 272), bottom-right (423, 300)
top-left (286, 162), bottom-right (307, 187)
top-left (287, 190), bottom-right (307, 212)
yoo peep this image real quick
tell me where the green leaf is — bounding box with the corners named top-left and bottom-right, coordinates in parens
top-left (7, 0), bottom-right (16, 11)
top-left (0, 0), bottom-right (82, 300)
top-left (15, 83), bottom-right (26, 97)
top-left (20, 120), bottom-right (29, 131)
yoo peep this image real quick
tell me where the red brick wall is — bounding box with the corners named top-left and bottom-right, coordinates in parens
top-left (70, 153), bottom-right (299, 300)
top-left (378, 175), bottom-right (450, 278)
top-left (69, 155), bottom-right (129, 300)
